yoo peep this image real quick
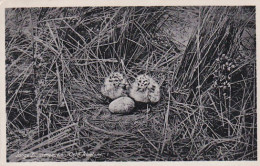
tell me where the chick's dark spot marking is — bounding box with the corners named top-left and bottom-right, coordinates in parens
top-left (122, 85), bottom-right (127, 90)
top-left (150, 85), bottom-right (156, 92)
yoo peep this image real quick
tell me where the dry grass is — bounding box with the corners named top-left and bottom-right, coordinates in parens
top-left (6, 6), bottom-right (256, 161)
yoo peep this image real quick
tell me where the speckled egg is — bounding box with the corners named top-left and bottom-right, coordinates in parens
top-left (109, 97), bottom-right (135, 114)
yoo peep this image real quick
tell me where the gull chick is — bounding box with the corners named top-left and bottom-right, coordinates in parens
top-left (101, 72), bottom-right (128, 100)
top-left (129, 74), bottom-right (160, 103)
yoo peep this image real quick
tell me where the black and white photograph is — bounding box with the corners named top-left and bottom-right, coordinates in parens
top-left (3, 2), bottom-right (257, 163)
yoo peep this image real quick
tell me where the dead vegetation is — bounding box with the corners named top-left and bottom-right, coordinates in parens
top-left (6, 6), bottom-right (256, 161)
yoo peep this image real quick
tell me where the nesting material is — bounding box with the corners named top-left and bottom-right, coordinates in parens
top-left (129, 74), bottom-right (160, 103)
top-left (101, 72), bottom-right (129, 99)
top-left (109, 97), bottom-right (135, 114)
